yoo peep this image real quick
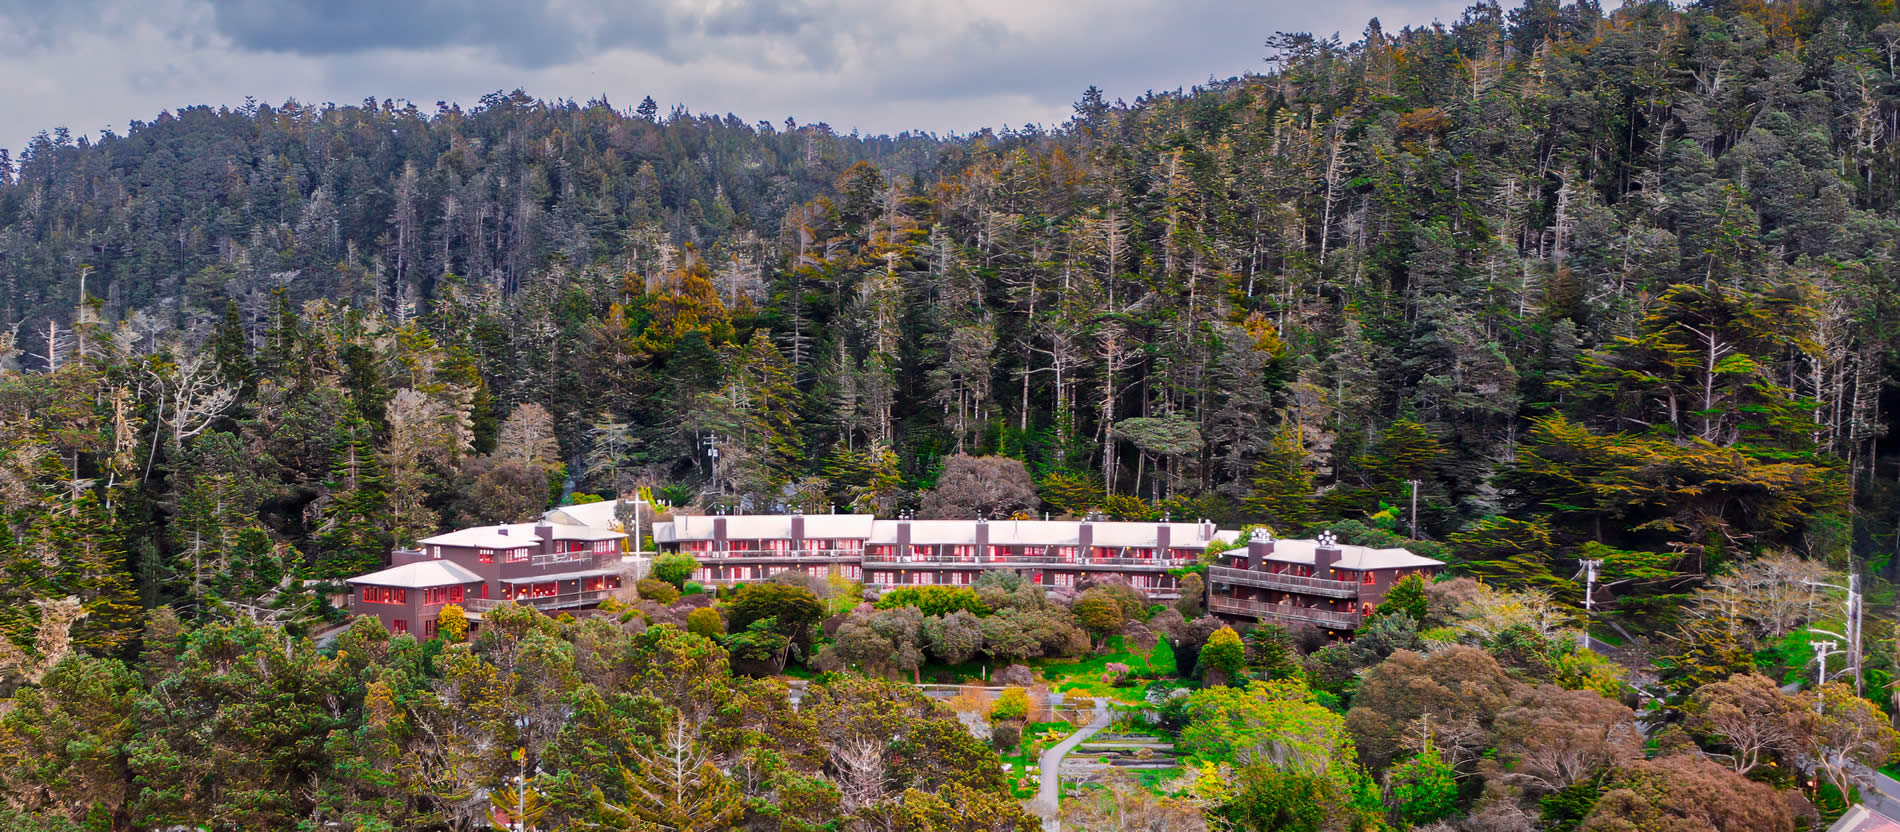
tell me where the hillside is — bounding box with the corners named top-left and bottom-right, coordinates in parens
top-left (3, 1), bottom-right (1900, 829)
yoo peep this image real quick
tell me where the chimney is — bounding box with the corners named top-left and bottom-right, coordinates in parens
top-left (1154, 523), bottom-right (1171, 558)
top-left (1078, 514), bottom-right (1094, 558)
top-left (1246, 528), bottom-right (1273, 571)
top-left (791, 514), bottom-right (806, 550)
top-left (1200, 519), bottom-right (1216, 542)
top-left (714, 516), bottom-right (728, 552)
top-left (535, 519), bottom-right (554, 557)
top-left (1315, 529), bottom-right (1342, 577)
top-left (975, 514), bottom-right (989, 560)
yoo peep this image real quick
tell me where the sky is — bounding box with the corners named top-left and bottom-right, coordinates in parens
top-left (0, 0), bottom-right (1477, 148)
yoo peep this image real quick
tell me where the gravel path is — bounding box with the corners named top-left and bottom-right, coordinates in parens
top-left (1033, 700), bottom-right (1111, 831)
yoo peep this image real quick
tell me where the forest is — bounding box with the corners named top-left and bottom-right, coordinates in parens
top-left (6, 0), bottom-right (1900, 828)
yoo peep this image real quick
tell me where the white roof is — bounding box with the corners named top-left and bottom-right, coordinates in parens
top-left (347, 560), bottom-right (483, 588)
top-left (501, 568), bottom-right (618, 584)
top-left (870, 519), bottom-right (1235, 549)
top-left (419, 522), bottom-right (624, 549)
top-left (1231, 538), bottom-right (1442, 571)
top-left (801, 514), bottom-right (879, 539)
top-left (652, 515), bottom-right (1238, 549)
top-left (545, 500), bottom-right (647, 529)
top-left (656, 513), bottom-right (876, 543)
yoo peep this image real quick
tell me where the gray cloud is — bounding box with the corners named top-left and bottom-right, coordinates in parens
top-left (0, 0), bottom-right (1477, 144)
top-left (203, 0), bottom-right (590, 66)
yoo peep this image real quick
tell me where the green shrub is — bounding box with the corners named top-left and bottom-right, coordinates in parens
top-left (992, 720), bottom-right (1022, 751)
top-left (687, 606), bottom-right (726, 638)
top-left (652, 553), bottom-right (700, 589)
top-left (991, 687), bottom-right (1030, 722)
top-left (875, 585), bottom-right (990, 617)
top-left (637, 578), bottom-right (680, 604)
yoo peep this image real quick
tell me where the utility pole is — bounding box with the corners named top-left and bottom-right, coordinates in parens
top-left (1407, 479), bottom-right (1421, 538)
top-left (1576, 558), bottom-right (1603, 650)
top-left (701, 433), bottom-right (722, 493)
top-left (1812, 639), bottom-right (1840, 714)
top-left (1805, 571), bottom-right (1864, 696)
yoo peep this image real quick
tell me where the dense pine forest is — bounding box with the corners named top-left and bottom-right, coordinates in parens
top-left (9, 0), bottom-right (1900, 829)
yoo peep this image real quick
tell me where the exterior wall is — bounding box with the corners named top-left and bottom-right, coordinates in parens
top-left (347, 581), bottom-right (484, 637)
top-left (664, 520), bottom-right (1207, 599)
top-left (1205, 553), bottom-right (1443, 632)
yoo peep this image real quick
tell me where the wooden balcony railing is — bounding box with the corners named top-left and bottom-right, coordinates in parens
top-left (860, 552), bottom-right (1182, 568)
top-left (678, 548), bottom-right (861, 559)
top-left (1207, 566), bottom-right (1360, 599)
top-left (463, 590), bottom-right (615, 614)
top-left (1208, 595), bottom-right (1363, 629)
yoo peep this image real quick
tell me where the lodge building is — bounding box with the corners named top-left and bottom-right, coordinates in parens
top-left (653, 513), bottom-right (1240, 599)
top-left (649, 512), bottom-right (1445, 633)
top-left (1206, 529), bottom-right (1444, 631)
top-left (342, 505), bottom-right (1445, 637)
top-left (344, 519), bottom-right (630, 635)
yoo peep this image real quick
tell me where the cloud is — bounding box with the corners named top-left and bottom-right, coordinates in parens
top-left (0, 0), bottom-right (1477, 146)
top-left (203, 0), bottom-right (590, 66)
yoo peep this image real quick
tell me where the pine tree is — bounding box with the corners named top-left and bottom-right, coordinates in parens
top-left (314, 417), bottom-right (390, 577)
top-left (1247, 422), bottom-right (1315, 531)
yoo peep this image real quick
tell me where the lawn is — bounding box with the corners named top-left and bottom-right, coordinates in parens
top-left (1035, 636), bottom-right (1179, 704)
top-left (1133, 766), bottom-right (1184, 794)
top-left (998, 720), bottom-right (1080, 796)
top-left (1035, 635), bottom-right (1176, 678)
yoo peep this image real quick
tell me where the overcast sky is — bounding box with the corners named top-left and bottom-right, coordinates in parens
top-left (1, 0), bottom-right (1477, 149)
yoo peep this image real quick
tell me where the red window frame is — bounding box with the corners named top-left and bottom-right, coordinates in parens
top-left (392, 619), bottom-right (409, 634)
top-left (360, 586), bottom-right (407, 605)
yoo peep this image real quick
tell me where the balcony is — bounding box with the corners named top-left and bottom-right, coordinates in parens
top-left (684, 548), bottom-right (862, 561)
top-left (1208, 566), bottom-right (1360, 599)
top-left (1209, 596), bottom-right (1362, 629)
top-left (861, 552), bottom-right (1182, 569)
top-left (531, 550), bottom-right (604, 567)
top-left (463, 590), bottom-right (615, 614)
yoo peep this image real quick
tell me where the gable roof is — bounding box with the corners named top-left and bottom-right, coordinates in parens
top-left (1831, 806), bottom-right (1900, 832)
top-left (419, 522), bottom-right (624, 549)
top-left (1230, 538), bottom-right (1443, 571)
top-left (346, 560), bottom-right (483, 589)
top-left (545, 500), bottom-right (654, 530)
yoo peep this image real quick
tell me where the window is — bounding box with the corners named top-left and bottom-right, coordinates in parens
top-left (424, 619), bottom-right (438, 639)
top-left (423, 586), bottom-right (466, 606)
top-left (507, 548), bottom-right (530, 563)
top-left (1361, 572), bottom-right (1376, 585)
top-left (391, 619), bottom-right (409, 634)
top-left (479, 548), bottom-right (495, 564)
top-left (360, 586), bottom-right (407, 605)
top-left (428, 545), bottom-right (441, 558)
